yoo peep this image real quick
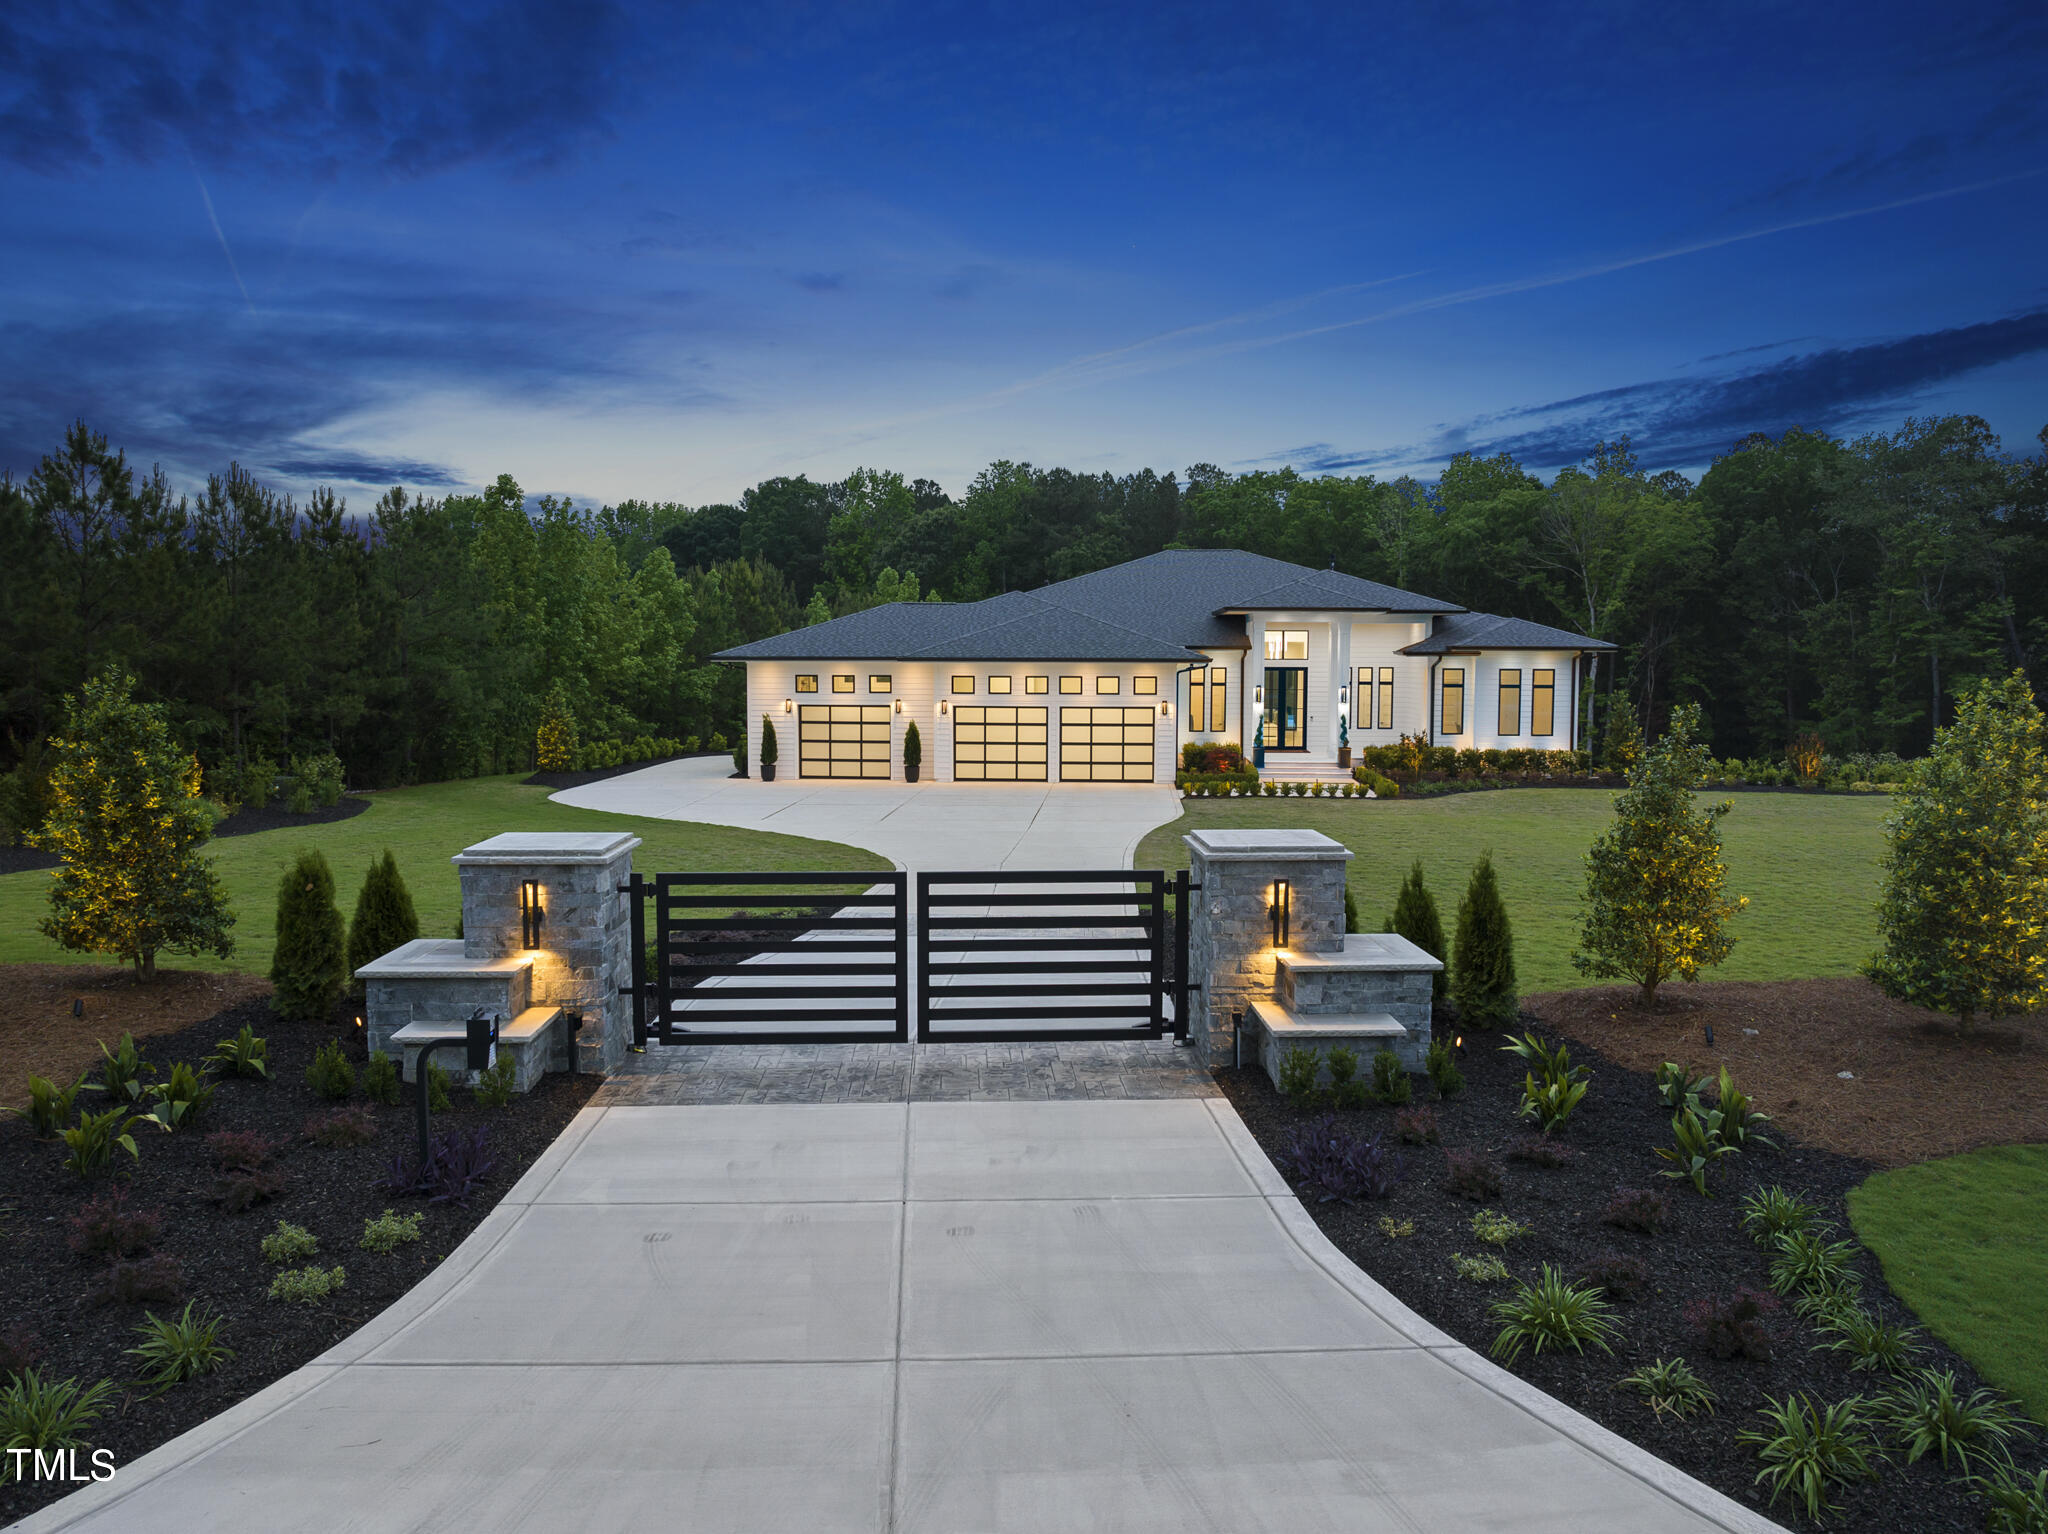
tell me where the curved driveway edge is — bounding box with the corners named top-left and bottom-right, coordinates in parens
top-left (13, 1097), bottom-right (1786, 1534)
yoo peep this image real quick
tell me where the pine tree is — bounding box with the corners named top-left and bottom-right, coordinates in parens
top-left (272, 849), bottom-right (346, 1023)
top-left (1450, 853), bottom-right (1518, 1026)
top-left (904, 720), bottom-right (922, 779)
top-left (346, 849), bottom-right (420, 984)
top-left (1573, 701), bottom-right (1747, 1006)
top-left (1387, 860), bottom-right (1447, 1000)
top-left (1868, 670), bottom-right (2048, 1035)
top-left (535, 682), bottom-right (578, 771)
top-left (31, 669), bottom-right (235, 980)
top-left (759, 715), bottom-right (779, 768)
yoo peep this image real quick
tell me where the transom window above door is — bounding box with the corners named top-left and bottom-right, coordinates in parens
top-left (1263, 629), bottom-right (1309, 660)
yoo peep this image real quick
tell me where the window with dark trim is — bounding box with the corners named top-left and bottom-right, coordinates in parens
top-left (832, 674), bottom-right (855, 693)
top-left (1095, 675), bottom-right (1120, 694)
top-left (1263, 629), bottom-right (1308, 660)
top-left (1209, 667), bottom-right (1227, 732)
top-left (951, 675), bottom-right (976, 694)
top-left (1378, 667), bottom-right (1394, 729)
top-left (1498, 668), bottom-right (1522, 736)
top-left (1190, 672), bottom-right (1207, 730)
top-left (1356, 668), bottom-right (1374, 729)
top-left (795, 674), bottom-right (818, 693)
top-left (1133, 675), bottom-right (1157, 696)
top-left (869, 674), bottom-right (892, 693)
top-left (989, 675), bottom-right (1013, 695)
top-left (1441, 668), bottom-right (1465, 736)
top-left (1025, 675), bottom-right (1048, 694)
top-left (1059, 676), bottom-right (1082, 694)
top-left (1531, 669), bottom-right (1555, 736)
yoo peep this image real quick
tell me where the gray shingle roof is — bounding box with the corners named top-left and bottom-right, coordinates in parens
top-left (1398, 611), bottom-right (1617, 654)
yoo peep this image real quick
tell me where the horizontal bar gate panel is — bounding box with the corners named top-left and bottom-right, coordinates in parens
top-left (918, 869), bottom-right (1192, 1044)
top-left (621, 871), bottom-right (910, 1046)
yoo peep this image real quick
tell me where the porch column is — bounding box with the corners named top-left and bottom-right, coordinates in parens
top-left (1332, 621), bottom-right (1352, 756)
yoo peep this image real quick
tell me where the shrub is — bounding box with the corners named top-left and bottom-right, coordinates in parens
top-left (1452, 1251), bottom-right (1511, 1284)
top-left (0, 1328), bottom-right (42, 1385)
top-left (1393, 1106), bottom-right (1439, 1145)
top-left (1273, 1117), bottom-right (1407, 1202)
top-left (1276, 1045), bottom-right (1321, 1102)
top-left (1443, 1149), bottom-right (1504, 1202)
top-left (1654, 1060), bottom-right (1709, 1112)
top-left (238, 753), bottom-right (279, 810)
top-left (1813, 1304), bottom-right (1925, 1376)
top-left (1377, 1216), bottom-right (1414, 1239)
top-left (1967, 1453), bottom-right (2048, 1534)
top-left (472, 1054), bottom-right (517, 1108)
top-left (205, 1023), bottom-right (268, 1079)
top-left (305, 1039), bottom-right (356, 1101)
top-left (1507, 1135), bottom-right (1574, 1168)
top-left (1740, 1186), bottom-right (1818, 1246)
top-left (1877, 1368), bottom-right (2028, 1472)
top-left (1489, 1266), bottom-right (1619, 1364)
top-left (759, 715), bottom-right (779, 768)
top-left (1387, 861), bottom-right (1447, 999)
top-left (214, 1163), bottom-right (286, 1214)
top-left (1601, 1186), bottom-right (1670, 1235)
top-left (385, 1125), bottom-right (498, 1205)
top-left (1709, 1067), bottom-right (1775, 1151)
top-left (346, 850), bottom-right (419, 983)
top-left (535, 683), bottom-right (579, 771)
top-left (1343, 887), bottom-right (1358, 933)
top-left (425, 1058), bottom-right (452, 1113)
top-left (304, 1105), bottom-right (378, 1147)
top-left (1323, 1045), bottom-right (1360, 1096)
top-left (359, 1208), bottom-right (425, 1253)
top-left (1769, 1227), bottom-right (1862, 1301)
top-left (136, 1061), bottom-right (215, 1134)
top-left (1621, 1357), bottom-right (1716, 1421)
top-left (15, 1073), bottom-right (86, 1137)
top-left (362, 1050), bottom-right (400, 1106)
top-left (0, 1373), bottom-right (118, 1478)
top-left (1370, 1048), bottom-right (1411, 1106)
top-left (261, 1221), bottom-right (319, 1264)
top-left (1424, 1037), bottom-right (1464, 1098)
top-left (205, 1130), bottom-right (275, 1173)
top-left (90, 1253), bottom-right (186, 1307)
top-left (61, 1106), bottom-right (139, 1178)
top-left (1450, 853), bottom-right (1518, 1026)
top-left (272, 849), bottom-right (347, 1023)
top-left (1469, 1209), bottom-right (1527, 1247)
top-left (269, 1265), bottom-right (346, 1304)
top-left (1738, 1394), bottom-right (1883, 1525)
top-left (903, 720), bottom-right (922, 777)
top-left (1503, 1032), bottom-right (1589, 1135)
top-left (125, 1303), bottom-right (233, 1393)
top-left (96, 1033), bottom-right (153, 1104)
top-left (1574, 1250), bottom-right (1652, 1301)
top-left (1656, 1103), bottom-right (1737, 1195)
top-left (67, 1190), bottom-right (162, 1261)
top-left (1686, 1288), bottom-right (1779, 1361)
top-left (708, 731), bottom-right (728, 752)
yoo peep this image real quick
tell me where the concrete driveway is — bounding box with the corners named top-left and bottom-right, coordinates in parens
top-left (549, 756), bottom-right (1185, 872)
top-left (16, 1099), bottom-right (1782, 1533)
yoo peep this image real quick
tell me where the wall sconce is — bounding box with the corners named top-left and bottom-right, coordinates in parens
top-left (782, 697), bottom-right (793, 714)
top-left (1339, 683), bottom-right (1349, 707)
top-left (939, 698), bottom-right (948, 715)
top-left (1160, 700), bottom-right (1172, 719)
top-left (1268, 879), bottom-right (1291, 950)
top-left (1253, 684), bottom-right (1264, 709)
top-left (894, 698), bottom-right (903, 714)
top-left (518, 879), bottom-right (544, 949)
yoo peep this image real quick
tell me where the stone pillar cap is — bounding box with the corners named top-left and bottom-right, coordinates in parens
top-left (1182, 828), bottom-right (1352, 863)
top-left (452, 831), bottom-right (642, 866)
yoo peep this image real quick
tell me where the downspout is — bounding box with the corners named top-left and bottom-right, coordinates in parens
top-left (1427, 658), bottom-right (1441, 746)
top-left (1567, 654), bottom-right (1580, 753)
top-left (1172, 660), bottom-right (1203, 771)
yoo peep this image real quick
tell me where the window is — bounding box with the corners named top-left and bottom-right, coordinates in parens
top-left (1378, 668), bottom-right (1394, 729)
top-left (1531, 669), bottom-right (1555, 736)
top-left (1209, 666), bottom-right (1227, 732)
top-left (831, 674), bottom-right (855, 694)
top-left (951, 675), bottom-right (976, 694)
top-left (1356, 667), bottom-right (1374, 729)
top-left (988, 675), bottom-right (1012, 695)
top-left (1440, 668), bottom-right (1465, 737)
top-left (868, 674), bottom-right (892, 693)
top-left (1263, 628), bottom-right (1309, 660)
top-left (1133, 675), bottom-right (1157, 696)
top-left (1025, 675), bottom-right (1048, 694)
top-left (1059, 676), bottom-right (1082, 694)
top-left (795, 674), bottom-right (818, 693)
top-left (1497, 669), bottom-right (1522, 736)
top-left (1095, 675), bottom-right (1120, 694)
top-left (1190, 672), bottom-right (1206, 731)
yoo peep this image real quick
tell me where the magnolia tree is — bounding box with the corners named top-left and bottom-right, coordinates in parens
top-left (1573, 702), bottom-right (1747, 1006)
top-left (31, 670), bottom-right (235, 980)
top-left (1868, 670), bottom-right (2048, 1035)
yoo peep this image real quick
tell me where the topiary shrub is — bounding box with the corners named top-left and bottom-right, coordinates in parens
top-left (271, 849), bottom-right (346, 1023)
top-left (1450, 852), bottom-right (1518, 1026)
top-left (904, 720), bottom-right (922, 780)
top-left (346, 851), bottom-right (419, 986)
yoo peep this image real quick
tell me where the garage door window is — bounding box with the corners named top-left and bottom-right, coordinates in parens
top-left (1059, 706), bottom-right (1155, 781)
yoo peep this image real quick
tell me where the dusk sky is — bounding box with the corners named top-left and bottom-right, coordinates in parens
top-left (3, 2), bottom-right (2044, 506)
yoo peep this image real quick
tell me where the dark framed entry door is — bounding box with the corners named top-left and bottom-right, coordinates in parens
top-left (1261, 667), bottom-right (1307, 750)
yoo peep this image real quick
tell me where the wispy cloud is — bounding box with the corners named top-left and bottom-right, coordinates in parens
top-left (190, 164), bottom-right (253, 312)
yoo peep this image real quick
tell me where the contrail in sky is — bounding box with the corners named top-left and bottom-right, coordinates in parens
top-left (191, 163), bottom-right (255, 313)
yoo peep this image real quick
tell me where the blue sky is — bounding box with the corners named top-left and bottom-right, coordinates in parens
top-left (3, 1), bottom-right (2044, 505)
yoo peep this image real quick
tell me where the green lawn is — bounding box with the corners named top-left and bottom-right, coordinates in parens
top-left (0, 776), bottom-right (889, 978)
top-left (1137, 788), bottom-right (1891, 992)
top-left (1849, 1145), bottom-right (2048, 1422)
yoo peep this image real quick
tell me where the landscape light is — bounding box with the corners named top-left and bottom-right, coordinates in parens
top-left (1269, 879), bottom-right (1291, 950)
top-left (519, 879), bottom-right (545, 949)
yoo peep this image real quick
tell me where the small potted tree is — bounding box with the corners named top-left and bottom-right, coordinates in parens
top-left (903, 720), bottom-right (922, 782)
top-left (759, 715), bottom-right (778, 782)
top-left (1337, 713), bottom-right (1351, 771)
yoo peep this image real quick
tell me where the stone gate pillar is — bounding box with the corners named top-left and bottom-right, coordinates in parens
top-left (451, 832), bottom-right (641, 1074)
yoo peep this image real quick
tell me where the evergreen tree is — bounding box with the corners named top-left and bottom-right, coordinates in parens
top-left (903, 719), bottom-right (922, 779)
top-left (1450, 853), bottom-right (1518, 1025)
top-left (1573, 702), bottom-right (1747, 1006)
top-left (535, 682), bottom-right (578, 771)
top-left (759, 715), bottom-right (779, 769)
top-left (31, 669), bottom-right (234, 980)
top-left (272, 849), bottom-right (346, 1023)
top-left (1600, 696), bottom-right (1642, 773)
top-left (1868, 670), bottom-right (2048, 1035)
top-left (1387, 860), bottom-right (1447, 1000)
top-left (346, 849), bottom-right (420, 984)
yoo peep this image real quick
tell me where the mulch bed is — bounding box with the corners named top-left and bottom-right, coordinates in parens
top-left (522, 752), bottom-right (722, 792)
top-left (1527, 979), bottom-right (2048, 1168)
top-left (1218, 1016), bottom-right (2047, 1534)
top-left (0, 996), bottom-right (598, 1525)
top-left (0, 796), bottom-right (372, 875)
top-left (1, 967), bottom-right (275, 1097)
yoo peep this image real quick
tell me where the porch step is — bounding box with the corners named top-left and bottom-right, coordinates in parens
top-left (391, 1005), bottom-right (568, 1094)
top-left (1244, 999), bottom-right (1413, 1092)
top-left (1255, 758), bottom-right (1348, 783)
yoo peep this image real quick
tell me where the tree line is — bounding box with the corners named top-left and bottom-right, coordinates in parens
top-left (2, 413), bottom-right (2043, 800)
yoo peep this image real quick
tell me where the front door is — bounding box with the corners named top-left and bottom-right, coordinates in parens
top-left (1261, 667), bottom-right (1307, 750)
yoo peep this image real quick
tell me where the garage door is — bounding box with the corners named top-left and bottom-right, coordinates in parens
top-left (1059, 706), bottom-right (1156, 781)
top-left (798, 704), bottom-right (892, 778)
top-left (954, 705), bottom-right (1048, 781)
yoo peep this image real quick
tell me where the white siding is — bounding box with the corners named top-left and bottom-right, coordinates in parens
top-left (1425, 650), bottom-right (1578, 750)
top-left (1346, 619), bottom-right (1432, 743)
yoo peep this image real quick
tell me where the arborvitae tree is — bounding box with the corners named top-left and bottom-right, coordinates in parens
top-left (272, 849), bottom-right (347, 1023)
top-left (1601, 697), bottom-right (1642, 773)
top-left (1344, 885), bottom-right (1359, 934)
top-left (346, 849), bottom-right (420, 984)
top-left (1573, 702), bottom-right (1747, 1006)
top-left (1450, 853), bottom-right (1517, 1026)
top-left (535, 682), bottom-right (578, 771)
top-left (1387, 860), bottom-right (1447, 1000)
top-left (1868, 670), bottom-right (2048, 1035)
top-left (31, 669), bottom-right (234, 980)
top-left (759, 715), bottom-right (779, 768)
top-left (904, 720), bottom-right (922, 778)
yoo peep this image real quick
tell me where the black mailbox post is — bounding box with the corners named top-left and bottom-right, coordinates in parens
top-left (412, 1008), bottom-right (499, 1166)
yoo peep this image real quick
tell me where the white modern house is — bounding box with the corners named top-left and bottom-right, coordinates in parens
top-left (717, 549), bottom-right (1614, 784)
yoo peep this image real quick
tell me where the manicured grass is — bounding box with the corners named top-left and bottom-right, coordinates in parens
top-left (1137, 788), bottom-right (1890, 992)
top-left (1849, 1144), bottom-right (2048, 1422)
top-left (0, 776), bottom-right (889, 978)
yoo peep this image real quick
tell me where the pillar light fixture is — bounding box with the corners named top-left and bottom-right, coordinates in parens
top-left (1269, 879), bottom-right (1291, 950)
top-left (519, 879), bottom-right (544, 949)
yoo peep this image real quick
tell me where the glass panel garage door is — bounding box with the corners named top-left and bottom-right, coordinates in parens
top-left (798, 704), bottom-right (892, 778)
top-left (1058, 706), bottom-right (1155, 781)
top-left (954, 705), bottom-right (1048, 781)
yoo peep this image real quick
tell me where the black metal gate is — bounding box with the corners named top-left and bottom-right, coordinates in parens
top-left (917, 869), bottom-right (1191, 1043)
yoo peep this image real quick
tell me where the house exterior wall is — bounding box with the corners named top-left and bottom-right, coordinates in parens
top-left (1345, 620), bottom-right (1433, 745)
top-left (1428, 648), bottom-right (1579, 751)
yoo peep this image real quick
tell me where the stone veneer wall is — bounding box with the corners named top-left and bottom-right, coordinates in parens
top-left (452, 832), bottom-right (641, 1074)
top-left (1184, 828), bottom-right (1352, 1067)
